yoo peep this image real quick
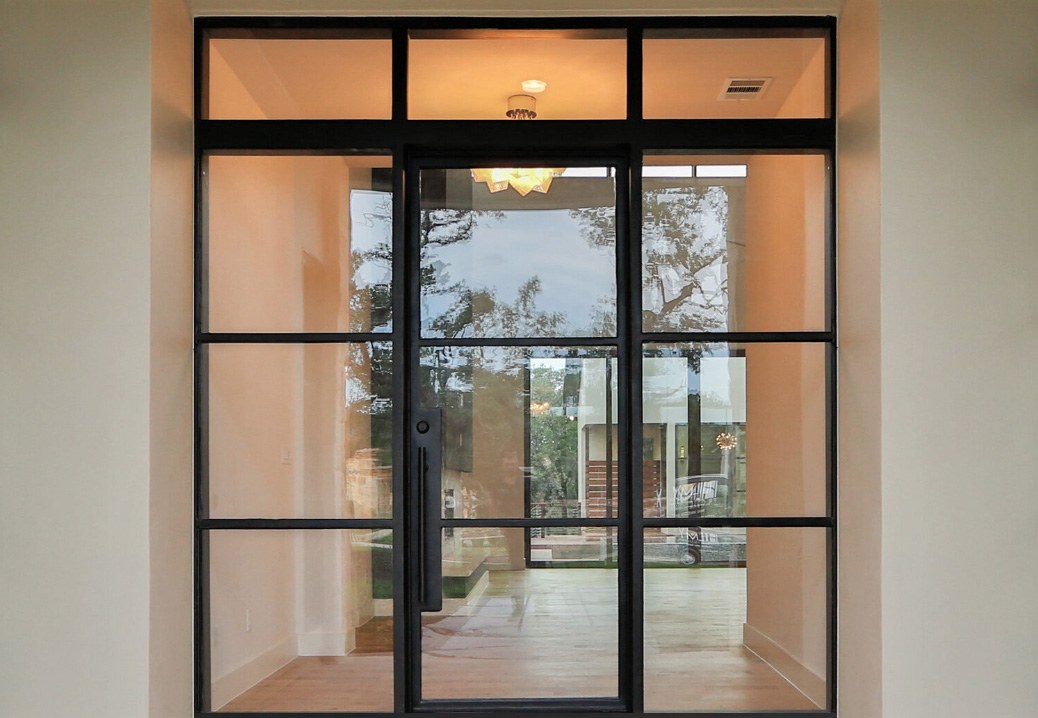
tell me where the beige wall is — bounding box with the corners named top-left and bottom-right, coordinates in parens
top-left (742, 155), bottom-right (829, 705)
top-left (3, 1), bottom-right (1037, 717)
top-left (835, 1), bottom-right (883, 717)
top-left (878, 2), bottom-right (1038, 717)
top-left (150, 0), bottom-right (195, 714)
top-left (0, 2), bottom-right (154, 717)
top-left (205, 147), bottom-right (378, 702)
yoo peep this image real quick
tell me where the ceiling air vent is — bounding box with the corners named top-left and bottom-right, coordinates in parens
top-left (719, 77), bottom-right (772, 101)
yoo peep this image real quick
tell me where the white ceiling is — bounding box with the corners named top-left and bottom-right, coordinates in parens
top-left (209, 33), bottom-right (826, 120)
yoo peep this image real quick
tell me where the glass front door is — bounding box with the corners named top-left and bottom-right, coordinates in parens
top-left (407, 161), bottom-right (627, 707)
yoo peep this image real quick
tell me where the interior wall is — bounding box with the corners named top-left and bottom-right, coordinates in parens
top-left (743, 155), bottom-right (828, 704)
top-left (149, 0), bottom-right (195, 715)
top-left (471, 360), bottom-right (527, 566)
top-left (834, 1), bottom-right (882, 717)
top-left (209, 531), bottom-right (296, 709)
top-left (206, 152), bottom-right (305, 700)
top-left (205, 48), bottom-right (371, 683)
top-left (878, 2), bottom-right (1038, 717)
top-left (207, 147), bottom-right (371, 688)
top-left (777, 36), bottom-right (828, 118)
top-left (0, 2), bottom-right (154, 717)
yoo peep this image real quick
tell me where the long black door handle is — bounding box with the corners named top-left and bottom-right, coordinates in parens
top-left (414, 408), bottom-right (442, 612)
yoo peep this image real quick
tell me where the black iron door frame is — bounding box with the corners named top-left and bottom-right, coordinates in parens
top-left (194, 14), bottom-right (838, 718)
top-left (403, 151), bottom-right (633, 713)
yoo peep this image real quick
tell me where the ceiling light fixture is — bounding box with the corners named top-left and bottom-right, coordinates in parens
top-left (471, 85), bottom-right (564, 196)
top-left (505, 93), bottom-right (538, 120)
top-left (521, 79), bottom-right (548, 94)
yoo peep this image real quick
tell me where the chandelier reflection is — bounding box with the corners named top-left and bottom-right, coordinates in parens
top-left (471, 84), bottom-right (565, 196)
top-left (471, 166), bottom-right (565, 196)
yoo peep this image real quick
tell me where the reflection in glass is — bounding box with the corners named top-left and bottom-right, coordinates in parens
top-left (420, 346), bottom-right (617, 520)
top-left (643, 29), bottom-right (829, 119)
top-left (207, 155), bottom-right (392, 333)
top-left (208, 342), bottom-right (392, 518)
top-left (209, 530), bottom-right (393, 712)
top-left (641, 153), bottom-right (827, 333)
top-left (642, 343), bottom-right (826, 518)
top-left (419, 168), bottom-right (617, 338)
top-left (422, 527), bottom-right (618, 700)
top-left (644, 527), bottom-right (827, 711)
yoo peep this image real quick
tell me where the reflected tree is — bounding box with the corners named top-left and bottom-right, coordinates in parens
top-left (349, 191), bottom-right (393, 331)
top-left (570, 183), bottom-right (730, 332)
top-left (529, 365), bottom-right (579, 509)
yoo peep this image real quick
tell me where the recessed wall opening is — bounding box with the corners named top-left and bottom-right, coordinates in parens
top-left (195, 16), bottom-right (836, 718)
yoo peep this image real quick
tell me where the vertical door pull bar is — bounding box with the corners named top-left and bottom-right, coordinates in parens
top-left (414, 409), bottom-right (443, 612)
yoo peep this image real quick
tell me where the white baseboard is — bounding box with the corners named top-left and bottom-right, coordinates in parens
top-left (211, 635), bottom-right (296, 711)
top-left (742, 623), bottom-right (826, 709)
top-left (297, 631), bottom-right (346, 656)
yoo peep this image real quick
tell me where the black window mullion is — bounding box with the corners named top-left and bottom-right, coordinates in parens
top-left (199, 519), bottom-right (395, 530)
top-left (403, 151), bottom-right (424, 710)
top-left (439, 518), bottom-right (620, 529)
top-left (644, 516), bottom-right (833, 529)
top-left (642, 331), bottom-right (834, 344)
top-left (195, 118), bottom-right (835, 154)
top-left (626, 141), bottom-right (646, 714)
top-left (390, 140), bottom-right (408, 714)
top-left (415, 336), bottom-right (620, 349)
top-left (199, 332), bottom-right (392, 344)
top-left (613, 150), bottom-right (634, 712)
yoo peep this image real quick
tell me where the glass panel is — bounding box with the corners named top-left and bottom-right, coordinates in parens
top-left (644, 527), bottom-right (828, 711)
top-left (642, 343), bottom-right (826, 518)
top-left (422, 527), bottom-right (618, 700)
top-left (643, 29), bottom-right (829, 119)
top-left (641, 153), bottom-right (827, 333)
top-left (209, 529), bottom-right (394, 712)
top-left (207, 154), bottom-right (392, 334)
top-left (206, 30), bottom-right (392, 119)
top-left (208, 343), bottom-right (392, 519)
top-left (419, 167), bottom-right (617, 338)
top-left (408, 29), bottom-right (626, 119)
top-left (420, 346), bottom-right (617, 519)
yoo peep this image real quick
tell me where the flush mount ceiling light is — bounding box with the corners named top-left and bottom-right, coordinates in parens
top-left (521, 79), bottom-right (548, 94)
top-left (471, 84), bottom-right (564, 196)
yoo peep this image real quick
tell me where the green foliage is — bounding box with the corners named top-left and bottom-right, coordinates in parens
top-left (528, 365), bottom-right (579, 507)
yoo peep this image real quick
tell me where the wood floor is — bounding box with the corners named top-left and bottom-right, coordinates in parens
top-left (220, 568), bottom-right (818, 713)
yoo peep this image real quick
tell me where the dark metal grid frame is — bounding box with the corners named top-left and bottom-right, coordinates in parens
top-left (194, 13), bottom-right (838, 718)
top-left (404, 150), bottom-right (632, 709)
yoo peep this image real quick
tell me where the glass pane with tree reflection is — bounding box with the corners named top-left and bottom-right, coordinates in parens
top-left (420, 346), bottom-right (617, 520)
top-left (641, 155), bottom-right (827, 333)
top-left (419, 168), bottom-right (617, 339)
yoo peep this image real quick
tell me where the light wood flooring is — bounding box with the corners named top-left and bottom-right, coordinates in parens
top-left (220, 568), bottom-right (819, 713)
